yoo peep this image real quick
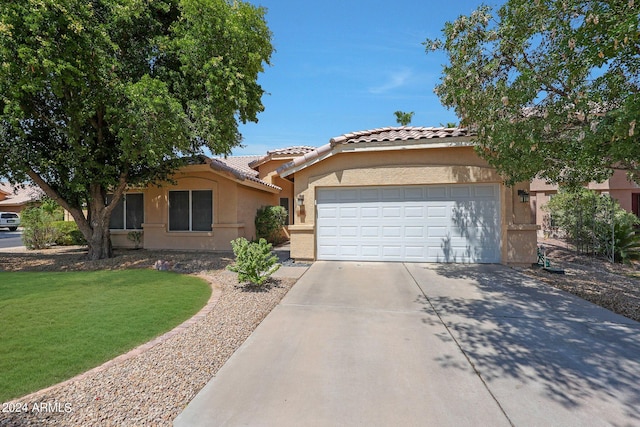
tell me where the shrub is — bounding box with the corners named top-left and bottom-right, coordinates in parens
top-left (227, 237), bottom-right (280, 286)
top-left (21, 206), bottom-right (60, 249)
top-left (127, 231), bottom-right (143, 249)
top-left (255, 205), bottom-right (287, 245)
top-left (51, 221), bottom-right (87, 246)
top-left (611, 222), bottom-right (640, 264)
top-left (544, 187), bottom-right (640, 262)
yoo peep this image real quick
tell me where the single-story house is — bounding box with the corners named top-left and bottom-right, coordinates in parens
top-left (111, 126), bottom-right (537, 265)
top-left (0, 182), bottom-right (42, 213)
top-left (109, 147), bottom-right (314, 251)
top-left (530, 171), bottom-right (640, 237)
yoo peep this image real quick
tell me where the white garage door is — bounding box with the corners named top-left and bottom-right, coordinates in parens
top-left (316, 184), bottom-right (501, 263)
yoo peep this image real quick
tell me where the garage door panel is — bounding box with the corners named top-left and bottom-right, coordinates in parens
top-left (382, 207), bottom-right (401, 218)
top-left (361, 206), bottom-right (379, 217)
top-left (382, 226), bottom-right (402, 237)
top-left (450, 186), bottom-right (471, 198)
top-left (360, 188), bottom-right (379, 201)
top-left (405, 226), bottom-right (424, 238)
top-left (317, 226), bottom-right (338, 238)
top-left (361, 226), bottom-right (379, 237)
top-left (340, 226), bottom-right (358, 237)
top-left (381, 188), bottom-right (402, 200)
top-left (404, 206), bottom-right (424, 217)
top-left (317, 206), bottom-right (338, 219)
top-left (404, 187), bottom-right (424, 200)
top-left (382, 246), bottom-right (402, 257)
top-left (316, 185), bottom-right (500, 263)
top-left (474, 185), bottom-right (497, 198)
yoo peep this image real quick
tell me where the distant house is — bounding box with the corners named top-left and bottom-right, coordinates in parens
top-left (107, 126), bottom-right (538, 265)
top-left (530, 171), bottom-right (640, 237)
top-left (0, 182), bottom-right (42, 213)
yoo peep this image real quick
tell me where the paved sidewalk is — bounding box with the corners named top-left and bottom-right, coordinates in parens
top-left (175, 262), bottom-right (640, 427)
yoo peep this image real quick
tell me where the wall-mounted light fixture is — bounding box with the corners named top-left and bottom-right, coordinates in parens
top-left (517, 189), bottom-right (530, 203)
top-left (296, 194), bottom-right (305, 207)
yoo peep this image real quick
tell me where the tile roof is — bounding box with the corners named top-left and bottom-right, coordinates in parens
top-left (210, 156), bottom-right (281, 191)
top-left (0, 182), bottom-right (43, 207)
top-left (215, 155), bottom-right (262, 177)
top-left (330, 126), bottom-right (472, 145)
top-left (278, 126), bottom-right (474, 176)
top-left (248, 146), bottom-right (316, 169)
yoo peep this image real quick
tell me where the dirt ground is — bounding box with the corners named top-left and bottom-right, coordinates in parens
top-left (0, 246), bottom-right (235, 274)
top-left (519, 238), bottom-right (640, 322)
top-left (2, 241), bottom-right (639, 323)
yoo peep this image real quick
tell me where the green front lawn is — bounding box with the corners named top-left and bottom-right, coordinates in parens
top-left (0, 270), bottom-right (211, 402)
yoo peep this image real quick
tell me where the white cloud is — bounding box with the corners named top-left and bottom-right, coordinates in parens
top-left (368, 68), bottom-right (413, 94)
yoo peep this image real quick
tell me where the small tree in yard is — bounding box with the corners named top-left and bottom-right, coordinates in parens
top-left (227, 238), bottom-right (280, 286)
top-left (21, 205), bottom-right (60, 249)
top-left (545, 188), bottom-right (640, 263)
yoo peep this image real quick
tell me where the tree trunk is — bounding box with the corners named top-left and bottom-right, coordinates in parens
top-left (86, 216), bottom-right (113, 260)
top-left (26, 170), bottom-right (128, 260)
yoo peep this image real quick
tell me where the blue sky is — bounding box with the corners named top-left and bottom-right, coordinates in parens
top-left (233, 0), bottom-right (502, 155)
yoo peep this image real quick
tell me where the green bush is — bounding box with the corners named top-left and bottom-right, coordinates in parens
top-left (255, 205), bottom-right (287, 245)
top-left (611, 222), bottom-right (640, 264)
top-left (227, 237), bottom-right (280, 286)
top-left (544, 187), bottom-right (640, 262)
top-left (21, 206), bottom-right (60, 249)
top-left (51, 221), bottom-right (87, 246)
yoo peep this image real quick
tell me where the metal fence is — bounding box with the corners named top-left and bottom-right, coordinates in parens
top-left (542, 192), bottom-right (616, 263)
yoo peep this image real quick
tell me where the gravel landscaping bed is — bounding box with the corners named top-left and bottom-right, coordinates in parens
top-left (0, 248), bottom-right (297, 426)
top-left (519, 239), bottom-right (640, 322)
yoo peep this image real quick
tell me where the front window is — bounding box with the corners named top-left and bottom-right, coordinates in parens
top-left (169, 190), bottom-right (213, 231)
top-left (109, 194), bottom-right (143, 230)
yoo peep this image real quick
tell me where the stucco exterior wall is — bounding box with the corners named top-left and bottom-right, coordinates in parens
top-left (287, 146), bottom-right (537, 264)
top-left (531, 170), bottom-right (640, 236)
top-left (110, 165), bottom-right (277, 251)
top-left (237, 186), bottom-right (279, 241)
top-left (257, 159), bottom-right (296, 224)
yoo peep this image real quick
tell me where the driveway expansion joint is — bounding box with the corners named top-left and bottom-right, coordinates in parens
top-left (403, 263), bottom-right (516, 427)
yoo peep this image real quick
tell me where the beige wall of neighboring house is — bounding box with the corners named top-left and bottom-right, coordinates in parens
top-left (279, 128), bottom-right (538, 265)
top-left (530, 170), bottom-right (640, 236)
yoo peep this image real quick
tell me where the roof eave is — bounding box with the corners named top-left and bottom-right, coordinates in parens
top-left (209, 162), bottom-right (281, 193)
top-left (278, 137), bottom-right (476, 177)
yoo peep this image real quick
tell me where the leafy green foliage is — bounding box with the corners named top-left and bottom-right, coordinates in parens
top-left (20, 205), bottom-right (60, 249)
top-left (544, 187), bottom-right (640, 262)
top-left (394, 111), bottom-right (414, 126)
top-left (0, 0), bottom-right (273, 259)
top-left (227, 237), bottom-right (280, 286)
top-left (255, 205), bottom-right (288, 245)
top-left (127, 230), bottom-right (143, 249)
top-left (612, 222), bottom-right (640, 264)
top-left (52, 221), bottom-right (87, 246)
top-left (426, 1), bottom-right (640, 185)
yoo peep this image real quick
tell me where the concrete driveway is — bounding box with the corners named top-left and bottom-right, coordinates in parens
top-left (174, 262), bottom-right (640, 427)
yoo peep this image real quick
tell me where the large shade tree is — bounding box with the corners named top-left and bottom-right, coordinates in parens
top-left (0, 0), bottom-right (273, 259)
top-left (426, 0), bottom-right (639, 185)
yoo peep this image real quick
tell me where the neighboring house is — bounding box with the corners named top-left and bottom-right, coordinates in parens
top-left (530, 171), bottom-right (640, 237)
top-left (277, 127), bottom-right (537, 265)
top-left (109, 127), bottom-right (537, 264)
top-left (0, 182), bottom-right (42, 213)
